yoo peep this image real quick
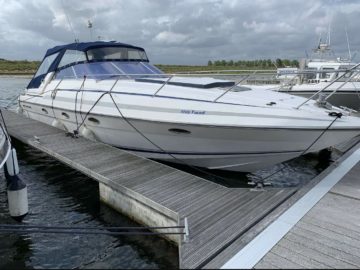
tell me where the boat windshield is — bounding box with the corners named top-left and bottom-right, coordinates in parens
top-left (87, 47), bottom-right (148, 61)
top-left (55, 61), bottom-right (163, 80)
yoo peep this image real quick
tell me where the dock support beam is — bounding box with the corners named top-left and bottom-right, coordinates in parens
top-left (99, 183), bottom-right (181, 245)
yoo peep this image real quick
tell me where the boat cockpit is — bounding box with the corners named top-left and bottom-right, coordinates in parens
top-left (27, 41), bottom-right (163, 89)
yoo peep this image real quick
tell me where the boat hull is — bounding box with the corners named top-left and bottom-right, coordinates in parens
top-left (20, 104), bottom-right (359, 172)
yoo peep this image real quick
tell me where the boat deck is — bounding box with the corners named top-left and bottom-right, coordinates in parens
top-left (1, 110), bottom-right (296, 269)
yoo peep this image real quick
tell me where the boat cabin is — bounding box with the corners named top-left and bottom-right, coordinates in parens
top-left (27, 41), bottom-right (163, 89)
top-left (302, 60), bottom-right (354, 84)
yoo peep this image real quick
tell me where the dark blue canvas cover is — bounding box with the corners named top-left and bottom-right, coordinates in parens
top-left (27, 41), bottom-right (148, 88)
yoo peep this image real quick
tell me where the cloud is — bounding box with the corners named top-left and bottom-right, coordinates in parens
top-left (153, 31), bottom-right (189, 45)
top-left (1, 0), bottom-right (360, 64)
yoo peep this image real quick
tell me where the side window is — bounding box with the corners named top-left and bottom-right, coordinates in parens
top-left (305, 68), bottom-right (316, 80)
top-left (34, 52), bottom-right (59, 77)
top-left (320, 68), bottom-right (334, 79)
top-left (58, 50), bottom-right (87, 68)
top-left (128, 49), bottom-right (148, 61)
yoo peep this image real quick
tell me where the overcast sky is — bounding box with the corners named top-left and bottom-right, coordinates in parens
top-left (0, 0), bottom-right (359, 64)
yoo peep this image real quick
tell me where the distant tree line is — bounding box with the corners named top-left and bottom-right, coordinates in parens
top-left (208, 59), bottom-right (299, 68)
top-left (0, 59), bottom-right (40, 73)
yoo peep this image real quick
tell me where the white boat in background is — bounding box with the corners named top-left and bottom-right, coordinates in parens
top-left (276, 67), bottom-right (298, 80)
top-left (18, 41), bottom-right (360, 172)
top-left (249, 40), bottom-right (360, 110)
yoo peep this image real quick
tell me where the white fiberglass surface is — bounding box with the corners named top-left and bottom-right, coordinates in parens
top-left (47, 77), bottom-right (315, 109)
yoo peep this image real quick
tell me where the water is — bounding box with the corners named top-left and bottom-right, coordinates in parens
top-left (0, 76), bottom-right (332, 268)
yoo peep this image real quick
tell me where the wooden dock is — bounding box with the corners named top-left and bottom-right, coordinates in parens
top-left (1, 110), bottom-right (296, 269)
top-left (255, 151), bottom-right (360, 269)
top-left (212, 139), bottom-right (360, 269)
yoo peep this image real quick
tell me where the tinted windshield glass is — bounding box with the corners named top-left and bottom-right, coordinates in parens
top-left (87, 47), bottom-right (148, 61)
top-left (55, 62), bottom-right (162, 79)
top-left (34, 52), bottom-right (59, 77)
top-left (59, 50), bottom-right (87, 68)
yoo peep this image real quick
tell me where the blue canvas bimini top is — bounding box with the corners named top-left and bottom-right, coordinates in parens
top-left (28, 41), bottom-right (151, 88)
top-left (44, 41), bottom-right (146, 57)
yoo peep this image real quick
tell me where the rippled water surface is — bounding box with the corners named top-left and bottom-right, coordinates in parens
top-left (0, 76), bottom-right (332, 269)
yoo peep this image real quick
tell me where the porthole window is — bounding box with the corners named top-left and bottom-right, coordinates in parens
top-left (168, 128), bottom-right (191, 135)
top-left (61, 112), bottom-right (70, 119)
top-left (88, 117), bottom-right (100, 124)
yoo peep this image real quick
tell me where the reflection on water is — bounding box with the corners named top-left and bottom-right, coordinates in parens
top-left (0, 140), bottom-right (178, 269)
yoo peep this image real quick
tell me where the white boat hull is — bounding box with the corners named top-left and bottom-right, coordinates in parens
top-left (20, 100), bottom-right (360, 172)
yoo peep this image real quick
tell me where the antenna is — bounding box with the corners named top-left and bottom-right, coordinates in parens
top-left (345, 26), bottom-right (352, 61)
top-left (61, 0), bottom-right (78, 42)
top-left (87, 20), bottom-right (93, 41)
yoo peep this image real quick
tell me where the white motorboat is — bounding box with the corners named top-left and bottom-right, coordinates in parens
top-left (18, 41), bottom-right (360, 172)
top-left (249, 41), bottom-right (360, 110)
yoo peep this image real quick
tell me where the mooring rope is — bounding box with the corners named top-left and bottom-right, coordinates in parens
top-left (257, 112), bottom-right (343, 183)
top-left (52, 76), bottom-right (235, 183)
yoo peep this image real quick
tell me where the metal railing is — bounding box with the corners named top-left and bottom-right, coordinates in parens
top-left (296, 62), bottom-right (360, 109)
top-left (32, 63), bottom-right (360, 110)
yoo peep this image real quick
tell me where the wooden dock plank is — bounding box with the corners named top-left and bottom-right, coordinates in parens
top-left (303, 216), bottom-right (360, 241)
top-left (277, 238), bottom-right (358, 269)
top-left (255, 159), bottom-right (360, 269)
top-left (164, 183), bottom-right (242, 210)
top-left (181, 189), bottom-right (295, 268)
top-left (255, 252), bottom-right (303, 269)
top-left (269, 245), bottom-right (332, 269)
top-left (288, 229), bottom-right (360, 265)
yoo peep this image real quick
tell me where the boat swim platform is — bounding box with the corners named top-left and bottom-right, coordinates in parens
top-left (1, 109), bottom-right (297, 269)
